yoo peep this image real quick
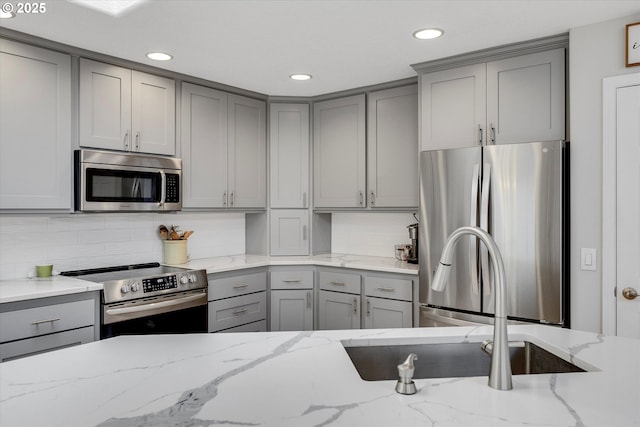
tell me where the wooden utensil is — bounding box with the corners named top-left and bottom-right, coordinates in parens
top-left (181, 230), bottom-right (194, 240)
top-left (158, 225), bottom-right (169, 240)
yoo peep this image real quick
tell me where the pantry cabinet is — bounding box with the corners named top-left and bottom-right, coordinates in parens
top-left (269, 269), bottom-right (314, 331)
top-left (181, 83), bottom-right (266, 209)
top-left (419, 48), bottom-right (565, 150)
top-left (0, 39), bottom-right (71, 210)
top-left (0, 292), bottom-right (99, 362)
top-left (79, 58), bottom-right (176, 155)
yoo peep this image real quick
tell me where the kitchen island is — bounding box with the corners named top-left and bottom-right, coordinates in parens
top-left (1, 325), bottom-right (638, 426)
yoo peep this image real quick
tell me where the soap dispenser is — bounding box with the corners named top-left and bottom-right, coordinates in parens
top-left (395, 353), bottom-right (418, 395)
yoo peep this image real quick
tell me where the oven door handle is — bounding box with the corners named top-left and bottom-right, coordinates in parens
top-left (105, 293), bottom-right (206, 316)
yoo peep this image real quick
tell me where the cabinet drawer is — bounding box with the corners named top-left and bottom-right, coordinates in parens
top-left (318, 271), bottom-right (360, 294)
top-left (0, 326), bottom-right (94, 362)
top-left (208, 271), bottom-right (267, 300)
top-left (0, 299), bottom-right (95, 343)
top-left (364, 276), bottom-right (413, 302)
top-left (270, 270), bottom-right (314, 290)
top-left (208, 292), bottom-right (267, 332)
top-left (217, 320), bottom-right (267, 333)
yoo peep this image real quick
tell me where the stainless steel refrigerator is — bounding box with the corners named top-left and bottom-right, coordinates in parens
top-left (419, 140), bottom-right (568, 327)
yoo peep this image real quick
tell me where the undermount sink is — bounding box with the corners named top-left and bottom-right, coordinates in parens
top-left (342, 340), bottom-right (586, 381)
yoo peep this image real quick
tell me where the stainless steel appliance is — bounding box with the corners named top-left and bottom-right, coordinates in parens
top-left (74, 149), bottom-right (182, 212)
top-left (61, 263), bottom-right (208, 338)
top-left (419, 140), bottom-right (568, 327)
top-left (407, 223), bottom-right (419, 264)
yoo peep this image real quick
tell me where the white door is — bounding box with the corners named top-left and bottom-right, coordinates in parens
top-left (616, 83), bottom-right (640, 339)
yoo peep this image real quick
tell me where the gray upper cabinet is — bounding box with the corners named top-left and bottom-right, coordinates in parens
top-left (269, 103), bottom-right (309, 208)
top-left (367, 85), bottom-right (419, 208)
top-left (419, 48), bottom-right (565, 150)
top-left (420, 64), bottom-right (486, 151)
top-left (0, 39), bottom-right (71, 210)
top-left (79, 58), bottom-right (176, 155)
top-left (313, 94), bottom-right (366, 208)
top-left (228, 94), bottom-right (267, 208)
top-left (181, 83), bottom-right (266, 209)
top-left (181, 83), bottom-right (228, 208)
top-left (486, 48), bottom-right (565, 144)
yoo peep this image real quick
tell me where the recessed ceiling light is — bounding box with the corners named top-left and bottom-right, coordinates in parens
top-left (146, 52), bottom-right (173, 61)
top-left (68, 0), bottom-right (148, 17)
top-left (290, 74), bottom-right (312, 81)
top-left (413, 28), bottom-right (444, 40)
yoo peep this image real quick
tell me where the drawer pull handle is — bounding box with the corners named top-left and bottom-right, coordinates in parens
top-left (330, 281), bottom-right (345, 286)
top-left (282, 280), bottom-right (301, 283)
top-left (233, 284), bottom-right (249, 289)
top-left (32, 318), bottom-right (61, 326)
top-left (306, 291), bottom-right (311, 308)
top-left (233, 308), bottom-right (248, 316)
top-left (377, 287), bottom-right (395, 292)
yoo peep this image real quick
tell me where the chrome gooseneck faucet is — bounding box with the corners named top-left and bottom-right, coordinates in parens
top-left (431, 226), bottom-right (513, 391)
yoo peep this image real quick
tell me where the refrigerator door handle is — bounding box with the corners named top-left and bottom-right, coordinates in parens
top-left (469, 163), bottom-right (481, 294)
top-left (480, 163), bottom-right (492, 296)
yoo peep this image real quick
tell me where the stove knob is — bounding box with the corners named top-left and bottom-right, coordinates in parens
top-left (188, 273), bottom-right (197, 283)
top-left (131, 282), bottom-right (140, 292)
top-left (180, 275), bottom-right (189, 285)
top-left (120, 283), bottom-right (131, 294)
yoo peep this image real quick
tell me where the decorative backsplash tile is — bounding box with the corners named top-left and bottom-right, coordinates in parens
top-left (0, 212), bottom-right (245, 280)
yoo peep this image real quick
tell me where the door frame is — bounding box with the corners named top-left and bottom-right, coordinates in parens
top-left (601, 73), bottom-right (640, 336)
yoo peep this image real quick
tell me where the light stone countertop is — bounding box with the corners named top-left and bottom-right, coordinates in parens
top-left (0, 254), bottom-right (416, 304)
top-left (0, 275), bottom-right (103, 304)
top-left (0, 324), bottom-right (638, 426)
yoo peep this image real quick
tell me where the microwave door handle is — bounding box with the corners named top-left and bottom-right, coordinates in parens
top-left (159, 170), bottom-right (166, 206)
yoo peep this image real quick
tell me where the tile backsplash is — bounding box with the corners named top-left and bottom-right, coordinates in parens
top-left (0, 212), bottom-right (245, 280)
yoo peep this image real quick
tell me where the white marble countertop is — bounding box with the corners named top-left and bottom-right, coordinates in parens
top-left (1, 325), bottom-right (638, 426)
top-left (0, 276), bottom-right (103, 304)
top-left (171, 253), bottom-right (419, 275)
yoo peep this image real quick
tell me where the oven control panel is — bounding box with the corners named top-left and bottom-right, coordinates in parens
top-left (143, 275), bottom-right (178, 293)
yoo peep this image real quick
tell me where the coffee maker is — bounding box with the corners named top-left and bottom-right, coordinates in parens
top-left (407, 223), bottom-right (418, 264)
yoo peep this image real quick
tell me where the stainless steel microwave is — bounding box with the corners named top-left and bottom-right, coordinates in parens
top-left (74, 149), bottom-right (181, 212)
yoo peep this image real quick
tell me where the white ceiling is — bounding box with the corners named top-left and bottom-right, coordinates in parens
top-left (1, 0), bottom-right (639, 96)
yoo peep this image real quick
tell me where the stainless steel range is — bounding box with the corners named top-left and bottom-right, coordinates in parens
top-left (61, 263), bottom-right (208, 338)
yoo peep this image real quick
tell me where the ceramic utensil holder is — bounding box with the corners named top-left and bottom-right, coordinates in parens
top-left (163, 240), bottom-right (188, 264)
top-left (36, 264), bottom-right (53, 277)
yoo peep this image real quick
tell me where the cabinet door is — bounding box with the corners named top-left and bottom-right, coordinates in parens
top-left (313, 94), bottom-right (366, 208)
top-left (131, 71), bottom-right (176, 155)
top-left (181, 83), bottom-right (228, 208)
top-left (270, 103), bottom-right (309, 208)
top-left (228, 94), bottom-right (266, 208)
top-left (79, 58), bottom-right (132, 151)
top-left (420, 63), bottom-right (486, 150)
top-left (318, 290), bottom-right (360, 330)
top-left (363, 297), bottom-right (412, 329)
top-left (270, 290), bottom-right (314, 331)
top-left (270, 210), bottom-right (309, 255)
top-left (367, 85), bottom-right (419, 208)
top-left (486, 48), bottom-right (565, 144)
top-left (0, 40), bottom-right (71, 210)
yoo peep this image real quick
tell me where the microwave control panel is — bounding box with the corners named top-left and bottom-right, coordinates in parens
top-left (165, 174), bottom-right (180, 203)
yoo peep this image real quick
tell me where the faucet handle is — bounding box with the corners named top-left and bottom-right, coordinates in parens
top-left (395, 353), bottom-right (418, 395)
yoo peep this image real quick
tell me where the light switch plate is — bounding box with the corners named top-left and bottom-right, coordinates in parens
top-left (580, 248), bottom-right (597, 271)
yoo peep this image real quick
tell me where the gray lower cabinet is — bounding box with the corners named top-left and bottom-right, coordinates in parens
top-left (270, 269), bottom-right (314, 331)
top-left (363, 274), bottom-right (414, 329)
top-left (208, 269), bottom-right (267, 332)
top-left (0, 292), bottom-right (99, 362)
top-left (317, 269), bottom-right (361, 330)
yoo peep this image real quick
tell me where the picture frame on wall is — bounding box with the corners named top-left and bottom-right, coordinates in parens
top-left (627, 22), bottom-right (640, 67)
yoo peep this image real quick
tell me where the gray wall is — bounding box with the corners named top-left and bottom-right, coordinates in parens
top-left (569, 12), bottom-right (640, 332)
